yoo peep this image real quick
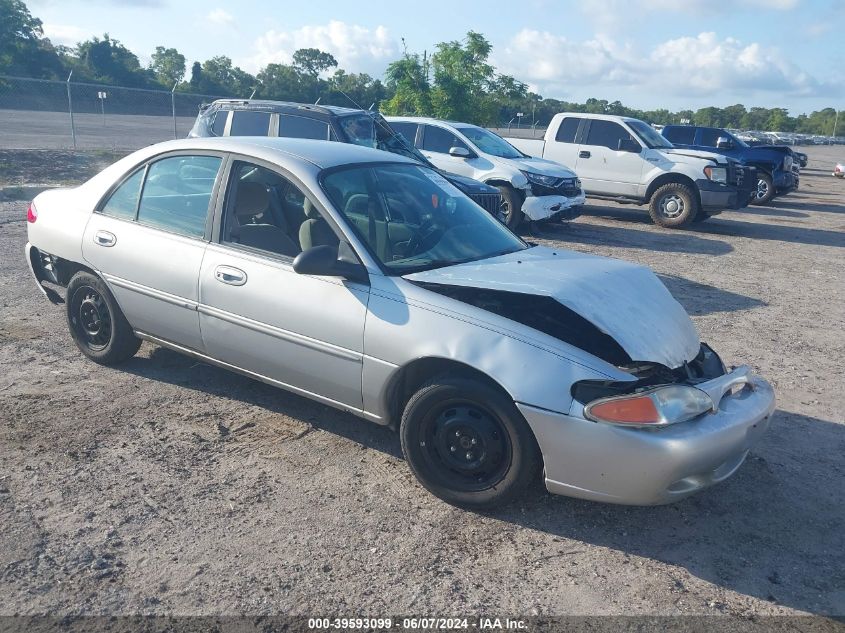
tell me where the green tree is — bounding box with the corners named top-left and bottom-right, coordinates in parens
top-left (292, 48), bottom-right (338, 77)
top-left (255, 63), bottom-right (314, 102)
top-left (325, 69), bottom-right (388, 109)
top-left (150, 46), bottom-right (185, 87)
top-left (430, 31), bottom-right (497, 124)
top-left (195, 55), bottom-right (255, 96)
top-left (73, 34), bottom-right (156, 87)
top-left (0, 0), bottom-right (64, 78)
top-left (381, 50), bottom-right (432, 116)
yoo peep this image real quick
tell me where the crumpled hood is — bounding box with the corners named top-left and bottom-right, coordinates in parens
top-left (502, 155), bottom-right (576, 178)
top-left (405, 246), bottom-right (700, 368)
top-left (661, 148), bottom-right (726, 164)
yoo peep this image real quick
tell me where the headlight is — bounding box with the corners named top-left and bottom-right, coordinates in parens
top-left (703, 166), bottom-right (727, 183)
top-left (584, 385), bottom-right (714, 428)
top-left (520, 170), bottom-right (560, 187)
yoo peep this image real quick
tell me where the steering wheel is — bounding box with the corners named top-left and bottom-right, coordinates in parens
top-left (404, 215), bottom-right (442, 256)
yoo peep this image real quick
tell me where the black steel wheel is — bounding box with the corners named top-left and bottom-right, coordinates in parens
top-left (66, 272), bottom-right (141, 364)
top-left (400, 376), bottom-right (540, 508)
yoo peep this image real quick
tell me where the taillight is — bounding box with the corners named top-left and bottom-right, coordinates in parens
top-left (27, 202), bottom-right (37, 223)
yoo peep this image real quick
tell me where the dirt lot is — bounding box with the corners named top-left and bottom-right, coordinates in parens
top-left (0, 145), bottom-right (843, 621)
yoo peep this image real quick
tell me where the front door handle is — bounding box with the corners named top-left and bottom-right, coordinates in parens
top-left (579, 150), bottom-right (591, 159)
top-left (94, 230), bottom-right (116, 247)
top-left (214, 265), bottom-right (247, 286)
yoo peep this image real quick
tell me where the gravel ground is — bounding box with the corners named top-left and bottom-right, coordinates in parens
top-left (0, 145), bottom-right (843, 621)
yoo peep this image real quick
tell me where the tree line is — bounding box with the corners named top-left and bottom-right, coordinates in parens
top-left (1, 0), bottom-right (840, 135)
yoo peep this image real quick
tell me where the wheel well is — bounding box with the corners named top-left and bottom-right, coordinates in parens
top-left (55, 258), bottom-right (97, 287)
top-left (384, 357), bottom-right (512, 430)
top-left (484, 179), bottom-right (515, 190)
top-left (645, 173), bottom-right (699, 205)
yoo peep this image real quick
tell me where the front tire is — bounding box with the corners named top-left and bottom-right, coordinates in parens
top-left (66, 271), bottom-right (141, 365)
top-left (750, 172), bottom-right (774, 205)
top-left (496, 185), bottom-right (524, 230)
top-left (400, 376), bottom-right (540, 509)
top-left (648, 182), bottom-right (699, 228)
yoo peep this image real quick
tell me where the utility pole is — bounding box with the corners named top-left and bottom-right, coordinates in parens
top-left (833, 109), bottom-right (840, 143)
top-left (171, 82), bottom-right (178, 139)
top-left (66, 70), bottom-right (76, 150)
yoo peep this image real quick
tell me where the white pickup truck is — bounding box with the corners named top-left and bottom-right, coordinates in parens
top-left (507, 113), bottom-right (755, 227)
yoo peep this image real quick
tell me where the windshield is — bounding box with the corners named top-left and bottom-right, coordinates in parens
top-left (338, 113), bottom-right (432, 166)
top-left (322, 163), bottom-right (526, 275)
top-left (456, 126), bottom-right (524, 159)
top-left (628, 120), bottom-right (674, 149)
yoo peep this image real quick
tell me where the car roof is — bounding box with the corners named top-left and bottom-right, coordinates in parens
top-left (557, 112), bottom-right (645, 124)
top-left (127, 137), bottom-right (416, 170)
top-left (208, 99), bottom-right (363, 117)
top-left (385, 116), bottom-right (479, 129)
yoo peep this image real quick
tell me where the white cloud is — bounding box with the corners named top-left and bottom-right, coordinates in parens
top-left (206, 8), bottom-right (235, 28)
top-left (244, 20), bottom-right (398, 76)
top-left (497, 29), bottom-right (832, 103)
top-left (42, 23), bottom-right (87, 47)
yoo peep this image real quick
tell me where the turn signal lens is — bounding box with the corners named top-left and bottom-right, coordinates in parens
top-left (27, 202), bottom-right (37, 223)
top-left (588, 395), bottom-right (659, 425)
top-left (585, 385), bottom-right (714, 428)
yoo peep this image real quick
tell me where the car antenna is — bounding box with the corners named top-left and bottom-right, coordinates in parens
top-left (314, 97), bottom-right (321, 105)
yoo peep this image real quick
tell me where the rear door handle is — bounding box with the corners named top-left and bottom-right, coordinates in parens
top-left (214, 265), bottom-right (247, 286)
top-left (579, 150), bottom-right (591, 159)
top-left (94, 230), bottom-right (116, 247)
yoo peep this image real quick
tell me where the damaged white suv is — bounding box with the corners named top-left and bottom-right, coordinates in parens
top-left (387, 117), bottom-right (585, 229)
top-left (25, 137), bottom-right (775, 508)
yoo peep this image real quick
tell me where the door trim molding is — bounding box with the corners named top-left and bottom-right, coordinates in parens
top-left (102, 273), bottom-right (198, 311)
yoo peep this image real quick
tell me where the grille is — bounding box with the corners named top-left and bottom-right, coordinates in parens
top-left (471, 192), bottom-right (503, 217)
top-left (532, 177), bottom-right (582, 198)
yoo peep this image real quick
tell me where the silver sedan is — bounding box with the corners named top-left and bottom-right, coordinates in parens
top-left (25, 137), bottom-right (775, 508)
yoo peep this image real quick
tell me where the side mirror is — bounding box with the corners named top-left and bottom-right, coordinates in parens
top-left (617, 138), bottom-right (641, 153)
top-left (448, 146), bottom-right (472, 158)
top-left (716, 136), bottom-right (733, 149)
top-left (292, 245), bottom-right (339, 276)
top-left (292, 243), bottom-right (369, 284)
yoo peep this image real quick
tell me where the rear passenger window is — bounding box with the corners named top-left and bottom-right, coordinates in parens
top-left (584, 120), bottom-right (632, 150)
top-left (229, 111), bottom-right (272, 136)
top-left (279, 115), bottom-right (330, 140)
top-left (664, 126), bottom-right (695, 144)
top-left (421, 125), bottom-right (468, 154)
top-left (101, 168), bottom-right (144, 220)
top-left (210, 111), bottom-right (228, 136)
top-left (555, 117), bottom-right (581, 143)
top-left (137, 155), bottom-right (221, 238)
top-left (389, 122), bottom-right (419, 146)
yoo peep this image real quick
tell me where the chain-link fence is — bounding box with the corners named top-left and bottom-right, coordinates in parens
top-left (0, 75), bottom-right (226, 151)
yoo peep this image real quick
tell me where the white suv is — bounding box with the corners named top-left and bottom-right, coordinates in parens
top-left (386, 116), bottom-right (585, 229)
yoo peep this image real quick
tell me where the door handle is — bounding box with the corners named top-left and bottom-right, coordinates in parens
top-left (93, 230), bottom-right (116, 247)
top-left (579, 150), bottom-right (591, 159)
top-left (214, 265), bottom-right (247, 286)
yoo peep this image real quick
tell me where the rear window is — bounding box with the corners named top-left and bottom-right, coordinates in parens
top-left (279, 115), bottom-right (330, 140)
top-left (229, 111), bottom-right (272, 136)
top-left (555, 117), bottom-right (581, 143)
top-left (136, 155), bottom-right (221, 238)
top-left (664, 126), bottom-right (696, 144)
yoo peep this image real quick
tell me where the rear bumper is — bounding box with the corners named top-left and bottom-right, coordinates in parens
top-left (522, 191), bottom-right (586, 222)
top-left (25, 242), bottom-right (63, 304)
top-left (518, 367), bottom-right (776, 505)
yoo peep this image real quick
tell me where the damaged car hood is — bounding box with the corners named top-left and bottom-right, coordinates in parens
top-left (404, 246), bottom-right (700, 369)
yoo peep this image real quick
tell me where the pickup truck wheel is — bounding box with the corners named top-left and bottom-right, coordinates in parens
top-left (751, 172), bottom-right (774, 205)
top-left (648, 183), bottom-right (699, 228)
top-left (400, 376), bottom-right (540, 509)
top-left (66, 272), bottom-right (141, 365)
top-left (496, 186), bottom-right (524, 230)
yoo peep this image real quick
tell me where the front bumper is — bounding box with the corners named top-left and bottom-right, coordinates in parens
top-left (696, 179), bottom-right (745, 211)
top-left (518, 366), bottom-right (776, 505)
top-left (521, 191), bottom-right (586, 222)
top-left (774, 170), bottom-right (798, 193)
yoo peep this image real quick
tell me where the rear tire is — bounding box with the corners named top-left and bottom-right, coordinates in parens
top-left (66, 272), bottom-right (141, 365)
top-left (648, 182), bottom-right (699, 228)
top-left (750, 172), bottom-right (774, 205)
top-left (497, 185), bottom-right (524, 230)
top-left (400, 376), bottom-right (540, 509)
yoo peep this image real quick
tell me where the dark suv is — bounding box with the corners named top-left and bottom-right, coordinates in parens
top-left (189, 100), bottom-right (503, 219)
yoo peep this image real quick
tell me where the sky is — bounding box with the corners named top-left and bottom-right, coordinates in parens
top-left (27, 0), bottom-right (845, 114)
